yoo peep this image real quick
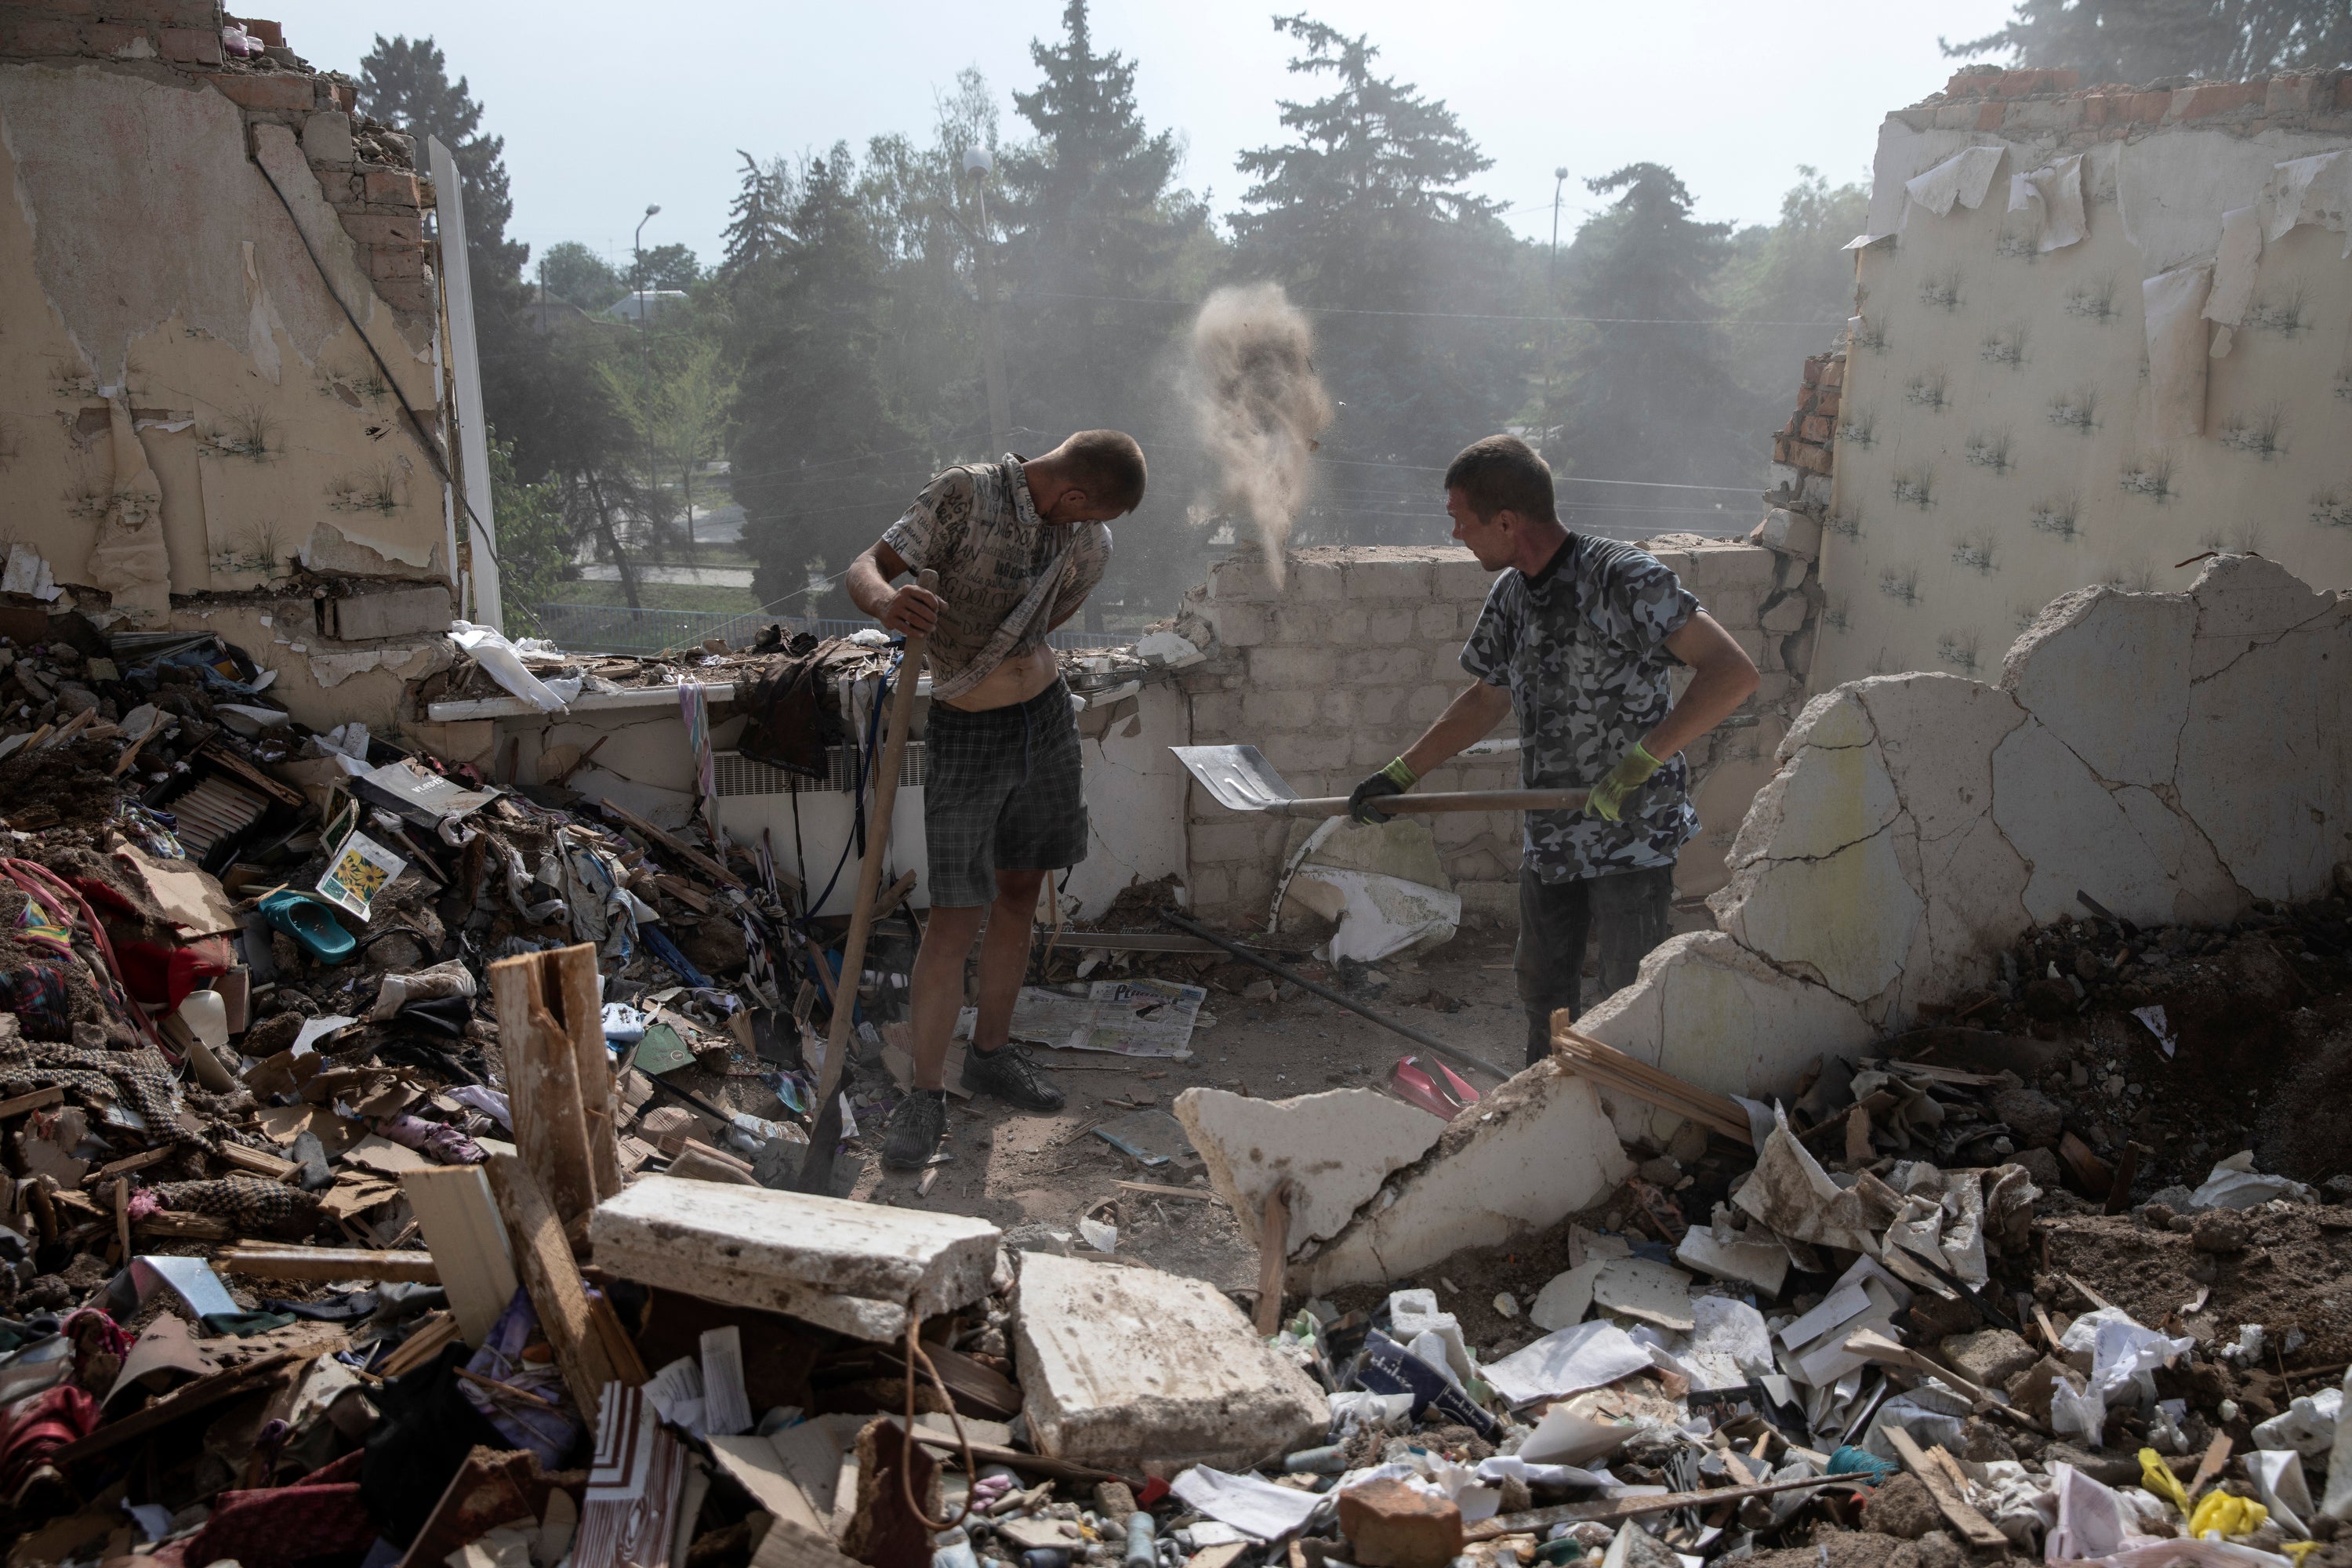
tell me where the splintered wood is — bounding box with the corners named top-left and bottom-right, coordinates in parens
top-left (1550, 1023), bottom-right (1754, 1145)
top-left (489, 942), bottom-right (622, 1229)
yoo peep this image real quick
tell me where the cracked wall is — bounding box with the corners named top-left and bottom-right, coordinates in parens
top-left (1820, 67), bottom-right (2352, 691)
top-left (1581, 553), bottom-right (2349, 1143)
top-left (0, 5), bottom-right (488, 724)
top-left (1290, 555), bottom-right (2347, 1288)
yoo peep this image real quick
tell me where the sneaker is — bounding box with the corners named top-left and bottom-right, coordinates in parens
top-left (960, 1041), bottom-right (1066, 1112)
top-left (881, 1088), bottom-right (948, 1171)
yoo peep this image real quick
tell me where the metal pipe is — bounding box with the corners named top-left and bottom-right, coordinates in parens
top-left (1156, 909), bottom-right (1510, 1083)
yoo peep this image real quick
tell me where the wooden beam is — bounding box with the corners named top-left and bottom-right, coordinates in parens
top-left (0, 1087), bottom-right (64, 1119)
top-left (220, 1246), bottom-right (441, 1283)
top-left (52, 1350), bottom-right (303, 1465)
top-left (491, 948), bottom-right (599, 1229)
top-left (218, 1142), bottom-right (301, 1181)
top-left (1468, 1475), bottom-right (1851, 1541)
top-left (84, 1146), bottom-right (176, 1187)
top-left (599, 798), bottom-right (747, 891)
top-left (1551, 1025), bottom-right (1753, 1145)
top-left (136, 1210), bottom-right (232, 1241)
top-left (1883, 1429), bottom-right (2009, 1548)
top-left (402, 1166), bottom-right (520, 1348)
top-left (487, 1152), bottom-right (630, 1416)
top-left (1253, 1179), bottom-right (1291, 1336)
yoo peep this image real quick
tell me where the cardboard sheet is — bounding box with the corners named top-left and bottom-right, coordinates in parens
top-left (117, 842), bottom-right (238, 936)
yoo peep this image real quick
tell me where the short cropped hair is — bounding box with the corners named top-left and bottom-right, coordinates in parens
top-left (1445, 434), bottom-right (1557, 525)
top-left (1058, 430), bottom-right (1148, 514)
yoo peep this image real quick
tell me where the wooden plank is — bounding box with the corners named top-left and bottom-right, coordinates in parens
top-left (487, 1152), bottom-right (627, 1415)
top-left (220, 1246), bottom-right (441, 1283)
top-left (554, 942), bottom-right (622, 1205)
top-left (136, 1210), bottom-right (232, 1241)
top-left (381, 1312), bottom-right (463, 1379)
top-left (217, 1142), bottom-right (300, 1181)
top-left (2186, 1434), bottom-right (2232, 1502)
top-left (491, 949), bottom-right (598, 1229)
top-left (1883, 1428), bottom-right (2008, 1548)
top-left (600, 798), bottom-right (747, 891)
top-left (84, 1146), bottom-right (176, 1187)
top-left (1550, 1026), bottom-right (1752, 1145)
top-left (1112, 1180), bottom-right (1221, 1202)
top-left (1253, 1179), bottom-right (1291, 1335)
top-left (50, 1349), bottom-right (303, 1465)
top-left (1467, 1475), bottom-right (1849, 1541)
top-left (0, 1087), bottom-right (64, 1119)
top-left (655, 873), bottom-right (713, 915)
top-left (402, 1166), bottom-right (520, 1348)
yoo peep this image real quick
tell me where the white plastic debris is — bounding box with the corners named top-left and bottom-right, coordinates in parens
top-left (2253, 1386), bottom-right (2341, 1458)
top-left (1078, 1217), bottom-right (1118, 1254)
top-left (2187, 1151), bottom-right (2314, 1210)
top-left (1387, 1289), bottom-right (1475, 1386)
top-left (451, 620), bottom-right (570, 712)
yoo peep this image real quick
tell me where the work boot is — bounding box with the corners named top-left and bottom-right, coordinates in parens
top-left (881, 1087), bottom-right (949, 1171)
top-left (960, 1041), bottom-right (1065, 1112)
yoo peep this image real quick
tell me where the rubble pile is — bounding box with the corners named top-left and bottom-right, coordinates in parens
top-left (0, 609), bottom-right (2345, 1568)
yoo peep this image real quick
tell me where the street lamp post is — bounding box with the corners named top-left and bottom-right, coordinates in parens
top-left (1542, 167), bottom-right (1567, 466)
top-left (633, 203), bottom-right (660, 557)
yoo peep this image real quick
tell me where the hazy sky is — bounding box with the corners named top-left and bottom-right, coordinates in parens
top-left (274, 0), bottom-right (2017, 275)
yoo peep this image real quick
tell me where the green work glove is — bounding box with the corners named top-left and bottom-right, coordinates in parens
top-left (1347, 756), bottom-right (1417, 825)
top-left (1588, 742), bottom-right (1663, 822)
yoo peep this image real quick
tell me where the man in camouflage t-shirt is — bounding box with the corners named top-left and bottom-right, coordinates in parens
top-left (1348, 435), bottom-right (1760, 1065)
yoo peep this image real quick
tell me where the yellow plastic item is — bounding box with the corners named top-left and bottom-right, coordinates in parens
top-left (2282, 1543), bottom-right (2319, 1566)
top-left (2139, 1449), bottom-right (2190, 1515)
top-left (2187, 1490), bottom-right (2267, 1539)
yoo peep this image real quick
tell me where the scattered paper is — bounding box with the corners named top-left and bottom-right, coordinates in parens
top-left (1518, 1403), bottom-right (1632, 1467)
top-left (2143, 263), bottom-right (2214, 439)
top-left (2132, 1005), bottom-right (2177, 1058)
top-left (1591, 1258), bottom-right (1694, 1333)
top-left (1169, 1465), bottom-right (1325, 1541)
top-left (962, 978), bottom-right (1205, 1058)
top-left (1904, 145), bottom-right (2005, 220)
top-left (1679, 1297), bottom-right (1773, 1393)
top-left (289, 1014), bottom-right (357, 1054)
top-left (316, 827), bottom-right (406, 921)
top-left (701, 1327), bottom-right (752, 1438)
top-left (1483, 1320), bottom-right (1653, 1407)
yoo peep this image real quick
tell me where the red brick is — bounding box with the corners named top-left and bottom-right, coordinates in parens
top-left (362, 168), bottom-right (420, 207)
top-left (1820, 359), bottom-right (1845, 389)
top-left (336, 211), bottom-right (422, 246)
top-left (1792, 443), bottom-right (1834, 476)
top-left (325, 78), bottom-right (352, 111)
top-left (102, 0), bottom-right (212, 25)
top-left (2043, 68), bottom-right (2080, 92)
top-left (208, 69), bottom-right (314, 111)
top-left (238, 15), bottom-right (281, 45)
top-left (2172, 81), bottom-right (2262, 119)
top-left (18, 0), bottom-right (97, 14)
top-left (83, 18), bottom-right (143, 50)
top-left (1338, 1480), bottom-right (1463, 1568)
top-left (1814, 390), bottom-right (1841, 419)
top-left (0, 11), bottom-right (86, 50)
top-left (1801, 415), bottom-right (1835, 443)
top-left (1944, 69), bottom-right (1991, 98)
top-left (2128, 91), bottom-right (2169, 122)
top-left (366, 243), bottom-right (426, 280)
top-left (1772, 436), bottom-right (1793, 466)
top-left (2266, 74), bottom-right (2315, 114)
top-left (1976, 100), bottom-right (2005, 130)
top-left (372, 274), bottom-right (436, 314)
top-left (2080, 93), bottom-right (2111, 125)
top-left (1802, 357), bottom-right (1825, 385)
top-left (158, 21), bottom-right (214, 59)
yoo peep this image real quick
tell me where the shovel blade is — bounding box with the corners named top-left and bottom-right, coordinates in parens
top-left (1169, 744), bottom-right (1301, 813)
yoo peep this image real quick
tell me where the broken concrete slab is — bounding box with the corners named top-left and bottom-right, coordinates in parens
top-left (1589, 1258), bottom-right (1694, 1333)
top-left (1292, 1060), bottom-right (1632, 1296)
top-left (588, 1175), bottom-right (1000, 1342)
top-left (1172, 1085), bottom-right (1443, 1250)
top-left (1011, 1250), bottom-right (1325, 1478)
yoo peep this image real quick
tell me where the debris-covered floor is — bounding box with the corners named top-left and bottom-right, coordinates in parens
top-left (0, 614), bottom-right (2348, 1568)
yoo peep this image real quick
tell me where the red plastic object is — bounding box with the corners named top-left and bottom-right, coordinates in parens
top-left (1388, 1054), bottom-right (1480, 1120)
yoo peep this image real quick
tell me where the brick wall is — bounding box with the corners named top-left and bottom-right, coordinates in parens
top-left (1170, 534), bottom-right (1822, 927)
top-left (0, 3), bottom-right (439, 325)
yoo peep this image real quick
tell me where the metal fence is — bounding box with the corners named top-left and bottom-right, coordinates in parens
top-left (528, 603), bottom-right (1122, 656)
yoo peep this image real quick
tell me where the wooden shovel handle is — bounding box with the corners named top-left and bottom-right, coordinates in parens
top-left (1279, 788), bottom-right (1590, 817)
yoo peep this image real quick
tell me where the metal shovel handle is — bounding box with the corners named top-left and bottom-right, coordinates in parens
top-left (1279, 788), bottom-right (1590, 818)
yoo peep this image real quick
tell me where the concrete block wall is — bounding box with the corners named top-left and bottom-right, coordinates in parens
top-left (1173, 536), bottom-right (1819, 927)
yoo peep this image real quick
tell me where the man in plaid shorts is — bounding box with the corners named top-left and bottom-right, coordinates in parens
top-left (844, 431), bottom-right (1146, 1171)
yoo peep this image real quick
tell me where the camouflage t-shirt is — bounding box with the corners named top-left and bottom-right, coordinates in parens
top-left (1459, 535), bottom-right (1700, 882)
top-left (880, 456), bottom-right (1112, 696)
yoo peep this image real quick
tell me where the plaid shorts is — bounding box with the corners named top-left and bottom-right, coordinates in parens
top-left (923, 679), bottom-right (1088, 907)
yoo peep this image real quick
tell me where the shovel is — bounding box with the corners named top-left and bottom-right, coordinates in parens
top-left (1172, 744), bottom-right (1588, 819)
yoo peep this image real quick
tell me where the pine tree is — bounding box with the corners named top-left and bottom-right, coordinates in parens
top-left (356, 36), bottom-right (525, 299)
top-left (998, 0), bottom-right (1209, 620)
top-left (1229, 14), bottom-right (1526, 546)
top-left (721, 151), bottom-right (790, 280)
top-left (1551, 164), bottom-right (1746, 506)
top-left (731, 147), bottom-right (921, 617)
top-left (1945, 0), bottom-right (2352, 82)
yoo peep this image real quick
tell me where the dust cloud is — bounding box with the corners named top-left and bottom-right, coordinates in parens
top-left (1185, 283), bottom-right (1334, 586)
